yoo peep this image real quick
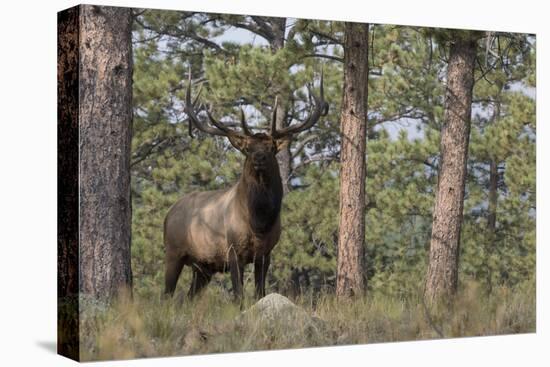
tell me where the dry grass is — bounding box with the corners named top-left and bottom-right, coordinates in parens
top-left (79, 279), bottom-right (535, 361)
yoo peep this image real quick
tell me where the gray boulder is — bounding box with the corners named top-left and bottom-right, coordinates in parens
top-left (180, 293), bottom-right (331, 352)
top-left (238, 293), bottom-right (327, 341)
top-left (243, 293), bottom-right (306, 320)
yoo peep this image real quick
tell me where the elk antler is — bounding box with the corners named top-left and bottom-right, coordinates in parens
top-left (185, 70), bottom-right (253, 138)
top-left (185, 68), bottom-right (328, 139)
top-left (239, 108), bottom-right (253, 136)
top-left (271, 69), bottom-right (329, 139)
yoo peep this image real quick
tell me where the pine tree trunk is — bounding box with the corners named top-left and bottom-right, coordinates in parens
top-left (487, 159), bottom-right (498, 231)
top-left (336, 22), bottom-right (369, 299)
top-left (485, 157), bottom-right (498, 292)
top-left (275, 97), bottom-right (291, 194)
top-left (79, 5), bottom-right (133, 300)
top-left (487, 100), bottom-right (500, 235)
top-left (424, 35), bottom-right (477, 304)
top-left (269, 17), bottom-right (292, 195)
top-left (58, 6), bottom-right (80, 360)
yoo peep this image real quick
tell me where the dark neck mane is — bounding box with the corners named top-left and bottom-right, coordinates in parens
top-left (236, 159), bottom-right (283, 235)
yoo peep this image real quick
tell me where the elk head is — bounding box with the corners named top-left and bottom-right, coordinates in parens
top-left (184, 72), bottom-right (328, 180)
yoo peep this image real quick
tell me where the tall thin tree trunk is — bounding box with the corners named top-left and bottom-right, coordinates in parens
top-left (336, 22), bottom-right (369, 299)
top-left (487, 101), bottom-right (500, 234)
top-left (79, 5), bottom-right (133, 300)
top-left (485, 158), bottom-right (498, 293)
top-left (424, 34), bottom-right (477, 304)
top-left (58, 6), bottom-right (80, 360)
top-left (269, 17), bottom-right (292, 195)
top-left (483, 100), bottom-right (501, 293)
top-left (487, 159), bottom-right (498, 232)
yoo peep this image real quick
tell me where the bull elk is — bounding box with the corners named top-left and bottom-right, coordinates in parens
top-left (163, 72), bottom-right (328, 302)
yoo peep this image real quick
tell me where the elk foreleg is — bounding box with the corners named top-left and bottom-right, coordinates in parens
top-left (228, 247), bottom-right (244, 304)
top-left (254, 255), bottom-right (271, 299)
top-left (164, 256), bottom-right (185, 296)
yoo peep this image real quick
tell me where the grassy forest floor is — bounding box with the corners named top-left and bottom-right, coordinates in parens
top-left (79, 280), bottom-right (535, 361)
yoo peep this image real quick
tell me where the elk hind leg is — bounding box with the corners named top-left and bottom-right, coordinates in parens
top-left (188, 265), bottom-right (212, 299)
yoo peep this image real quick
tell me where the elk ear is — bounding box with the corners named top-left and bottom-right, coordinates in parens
top-left (227, 135), bottom-right (248, 153)
top-left (275, 138), bottom-right (291, 153)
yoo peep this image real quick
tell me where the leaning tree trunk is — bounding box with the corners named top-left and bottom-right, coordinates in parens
top-left (336, 22), bottom-right (369, 299)
top-left (424, 34), bottom-right (477, 304)
top-left (79, 5), bottom-right (133, 300)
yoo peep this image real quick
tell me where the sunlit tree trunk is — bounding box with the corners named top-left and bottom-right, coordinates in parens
top-left (425, 34), bottom-right (477, 304)
top-left (336, 22), bottom-right (369, 299)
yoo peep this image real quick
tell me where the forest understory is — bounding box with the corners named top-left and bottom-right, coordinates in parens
top-left (79, 279), bottom-right (535, 361)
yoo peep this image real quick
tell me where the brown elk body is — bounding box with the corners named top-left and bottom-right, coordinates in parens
top-left (164, 73), bottom-right (327, 302)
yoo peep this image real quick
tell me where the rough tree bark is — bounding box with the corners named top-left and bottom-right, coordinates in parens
top-left (424, 34), bottom-right (477, 304)
top-left (79, 5), bottom-right (133, 300)
top-left (336, 22), bottom-right (369, 299)
top-left (58, 6), bottom-right (80, 360)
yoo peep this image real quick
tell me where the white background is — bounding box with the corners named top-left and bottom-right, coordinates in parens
top-left (0, 0), bottom-right (547, 366)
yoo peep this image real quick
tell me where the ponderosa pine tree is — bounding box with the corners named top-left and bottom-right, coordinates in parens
top-left (424, 31), bottom-right (479, 303)
top-left (79, 5), bottom-right (133, 299)
top-left (336, 22), bottom-right (369, 298)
